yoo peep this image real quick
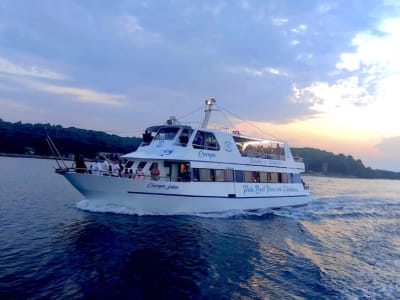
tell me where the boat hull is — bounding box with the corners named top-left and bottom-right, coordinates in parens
top-left (63, 173), bottom-right (311, 214)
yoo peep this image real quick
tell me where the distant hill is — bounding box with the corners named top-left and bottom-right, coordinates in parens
top-left (1, 118), bottom-right (399, 179)
top-left (293, 147), bottom-right (400, 180)
top-left (0, 119), bottom-right (141, 159)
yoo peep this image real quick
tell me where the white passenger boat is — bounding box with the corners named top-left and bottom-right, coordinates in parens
top-left (52, 98), bottom-right (310, 214)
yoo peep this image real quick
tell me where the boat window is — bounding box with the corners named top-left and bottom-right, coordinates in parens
top-left (260, 172), bottom-right (268, 183)
top-left (192, 130), bottom-right (220, 151)
top-left (179, 163), bottom-right (191, 182)
top-left (178, 128), bottom-right (192, 146)
top-left (231, 170), bottom-right (293, 184)
top-left (193, 168), bottom-right (200, 181)
top-left (215, 169), bottom-right (225, 182)
top-left (252, 171), bottom-right (260, 183)
top-left (138, 161), bottom-right (147, 169)
top-left (235, 140), bottom-right (286, 160)
top-left (281, 173), bottom-right (288, 183)
top-left (199, 168), bottom-right (214, 182)
top-left (225, 169), bottom-right (234, 182)
top-left (291, 174), bottom-right (302, 183)
top-left (269, 172), bottom-right (279, 183)
top-left (154, 127), bottom-right (180, 140)
top-left (125, 161), bottom-right (134, 168)
top-left (235, 170), bottom-right (244, 182)
top-left (244, 171), bottom-right (253, 183)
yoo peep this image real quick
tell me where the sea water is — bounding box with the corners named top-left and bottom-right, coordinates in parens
top-left (0, 157), bottom-right (399, 299)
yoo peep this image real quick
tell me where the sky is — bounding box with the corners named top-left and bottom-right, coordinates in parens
top-left (1, 0), bottom-right (400, 171)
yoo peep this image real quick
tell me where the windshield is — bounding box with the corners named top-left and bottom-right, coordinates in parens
top-left (154, 127), bottom-right (180, 140)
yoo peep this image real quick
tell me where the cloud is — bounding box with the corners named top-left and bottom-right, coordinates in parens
top-left (336, 18), bottom-right (400, 74)
top-left (114, 14), bottom-right (160, 45)
top-left (316, 2), bottom-right (336, 14)
top-left (291, 76), bottom-right (375, 110)
top-left (229, 66), bottom-right (288, 77)
top-left (271, 17), bottom-right (288, 26)
top-left (293, 17), bottom-right (400, 113)
top-left (203, 2), bottom-right (226, 16)
top-left (25, 81), bottom-right (126, 106)
top-left (291, 24), bottom-right (308, 34)
top-left (0, 57), bottom-right (66, 80)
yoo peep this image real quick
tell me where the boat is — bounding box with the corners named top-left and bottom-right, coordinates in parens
top-left (51, 98), bottom-right (311, 214)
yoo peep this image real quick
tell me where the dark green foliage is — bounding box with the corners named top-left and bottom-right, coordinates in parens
top-left (293, 147), bottom-right (400, 179)
top-left (0, 119), bottom-right (141, 159)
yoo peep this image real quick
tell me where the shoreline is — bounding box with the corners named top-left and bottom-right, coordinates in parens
top-left (0, 153), bottom-right (57, 160)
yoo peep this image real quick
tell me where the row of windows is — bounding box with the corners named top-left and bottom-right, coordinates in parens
top-left (152, 127), bottom-right (221, 151)
top-left (192, 168), bottom-right (302, 183)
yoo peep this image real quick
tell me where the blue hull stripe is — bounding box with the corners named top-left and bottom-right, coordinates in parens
top-left (127, 191), bottom-right (308, 199)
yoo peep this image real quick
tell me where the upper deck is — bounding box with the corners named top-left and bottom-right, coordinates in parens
top-left (122, 123), bottom-right (305, 171)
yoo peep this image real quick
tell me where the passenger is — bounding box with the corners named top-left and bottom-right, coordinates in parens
top-left (150, 163), bottom-right (160, 181)
top-left (118, 161), bottom-right (124, 177)
top-left (72, 153), bottom-right (87, 173)
top-left (194, 132), bottom-right (204, 148)
top-left (90, 157), bottom-right (102, 175)
top-left (181, 165), bottom-right (191, 182)
top-left (276, 144), bottom-right (281, 156)
top-left (100, 156), bottom-right (110, 175)
top-left (135, 166), bottom-right (144, 180)
top-left (143, 130), bottom-right (153, 144)
top-left (111, 161), bottom-right (120, 176)
top-left (179, 134), bottom-right (189, 145)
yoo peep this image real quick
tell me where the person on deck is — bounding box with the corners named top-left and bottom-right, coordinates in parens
top-left (150, 163), bottom-right (160, 181)
top-left (72, 154), bottom-right (87, 173)
top-left (135, 166), bottom-right (144, 180)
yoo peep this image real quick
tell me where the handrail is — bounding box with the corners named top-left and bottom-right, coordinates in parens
top-left (240, 152), bottom-right (286, 161)
top-left (58, 168), bottom-right (191, 182)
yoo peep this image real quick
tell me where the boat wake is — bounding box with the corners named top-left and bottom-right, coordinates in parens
top-left (75, 199), bottom-right (311, 218)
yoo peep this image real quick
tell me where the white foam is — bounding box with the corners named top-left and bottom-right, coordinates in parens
top-left (76, 199), bottom-right (156, 216)
top-left (75, 200), bottom-right (279, 218)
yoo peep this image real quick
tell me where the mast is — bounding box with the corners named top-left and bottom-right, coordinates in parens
top-left (201, 97), bottom-right (216, 128)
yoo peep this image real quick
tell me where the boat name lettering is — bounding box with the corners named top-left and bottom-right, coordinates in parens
top-left (147, 183), bottom-right (179, 190)
top-left (243, 184), bottom-right (299, 195)
top-left (198, 151), bottom-right (216, 159)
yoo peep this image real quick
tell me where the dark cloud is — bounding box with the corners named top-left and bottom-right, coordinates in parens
top-left (0, 0), bottom-right (399, 127)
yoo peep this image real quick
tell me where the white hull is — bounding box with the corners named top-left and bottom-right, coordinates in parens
top-left (64, 173), bottom-right (311, 214)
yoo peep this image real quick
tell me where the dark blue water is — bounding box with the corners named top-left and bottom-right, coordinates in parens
top-left (1, 157), bottom-right (399, 299)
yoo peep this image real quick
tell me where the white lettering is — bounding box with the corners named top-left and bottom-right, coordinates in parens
top-left (242, 184), bottom-right (299, 195)
top-left (198, 151), bottom-right (216, 159)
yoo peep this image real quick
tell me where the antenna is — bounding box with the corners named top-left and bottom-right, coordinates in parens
top-left (201, 97), bottom-right (216, 128)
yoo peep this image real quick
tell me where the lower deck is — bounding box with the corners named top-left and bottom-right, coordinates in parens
top-left (87, 159), bottom-right (307, 187)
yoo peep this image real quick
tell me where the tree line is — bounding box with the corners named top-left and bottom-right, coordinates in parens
top-left (293, 147), bottom-right (400, 179)
top-left (1, 118), bottom-right (399, 179)
top-left (0, 119), bottom-right (141, 159)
